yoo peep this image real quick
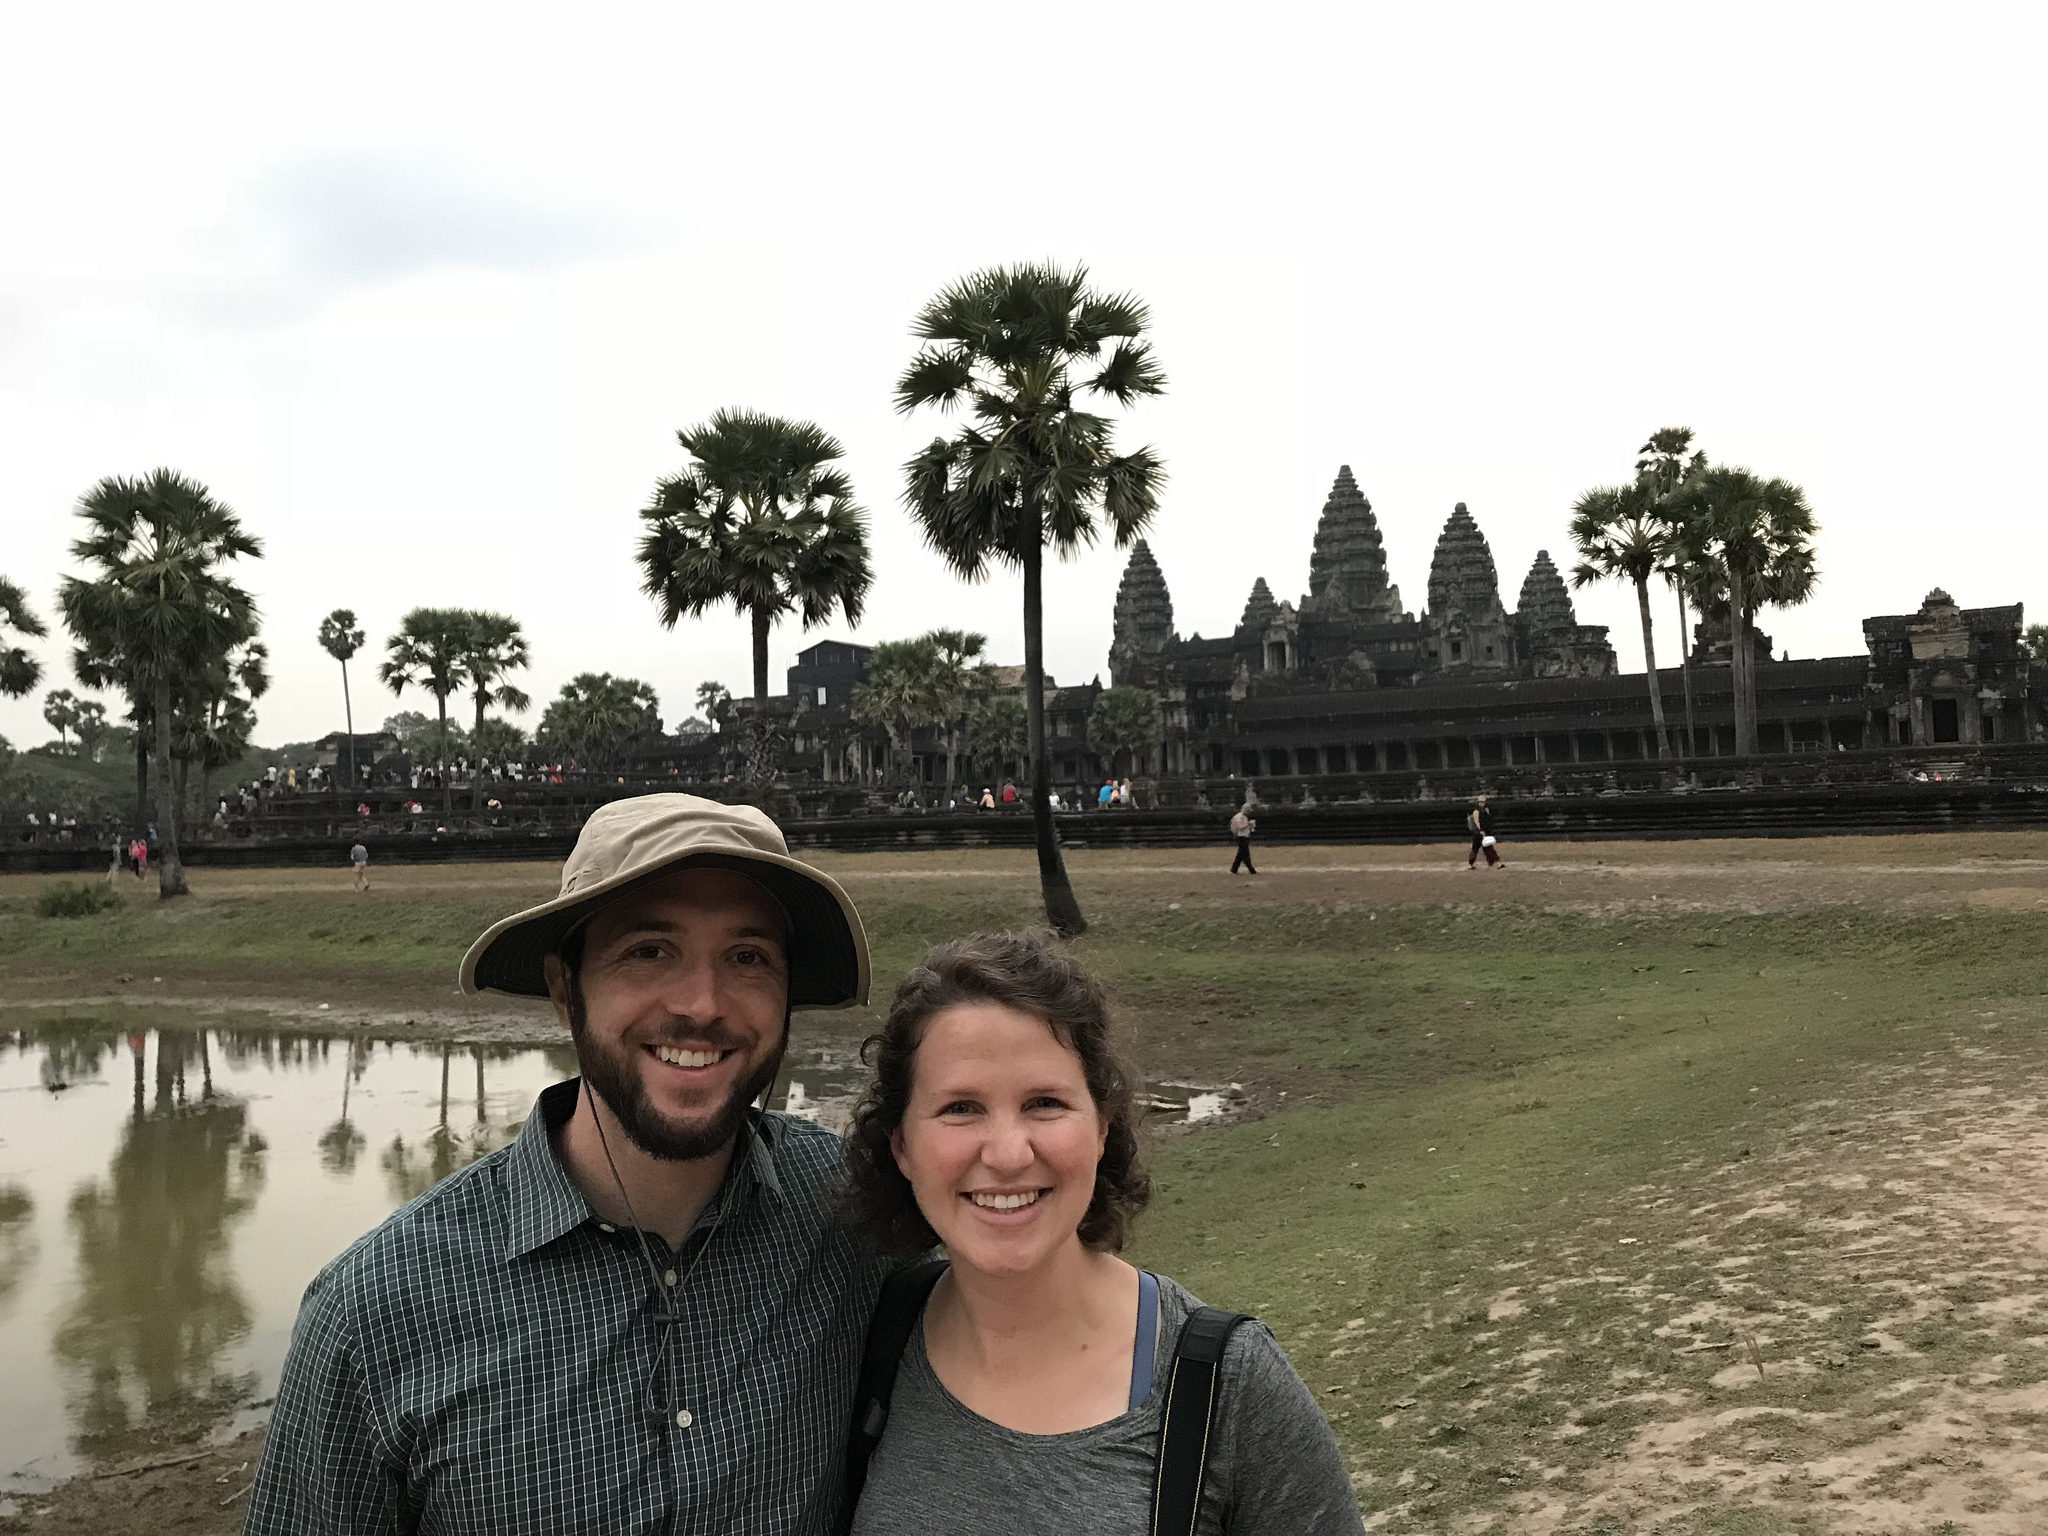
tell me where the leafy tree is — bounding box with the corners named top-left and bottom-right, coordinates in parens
top-left (317, 609), bottom-right (366, 793)
top-left (379, 608), bottom-right (469, 816)
top-left (964, 693), bottom-right (1028, 781)
top-left (1671, 465), bottom-right (1819, 756)
top-left (0, 577), bottom-right (46, 699)
top-left (637, 410), bottom-right (873, 783)
top-left (537, 673), bottom-right (660, 770)
top-left (43, 688), bottom-right (79, 752)
top-left (897, 262), bottom-right (1166, 935)
top-left (2023, 624), bottom-right (2048, 674)
top-left (851, 637), bottom-right (946, 784)
top-left (455, 611), bottom-right (531, 740)
top-left (58, 469), bottom-right (263, 897)
top-left (1570, 479), bottom-right (1673, 759)
top-left (1086, 685), bottom-right (1163, 778)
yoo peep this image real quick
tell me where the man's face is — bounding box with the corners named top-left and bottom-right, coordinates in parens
top-left (543, 866), bottom-right (790, 1162)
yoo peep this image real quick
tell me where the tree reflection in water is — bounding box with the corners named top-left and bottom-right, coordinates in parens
top-left (378, 1045), bottom-right (523, 1205)
top-left (52, 1029), bottom-right (266, 1464)
top-left (318, 1039), bottom-right (369, 1175)
top-left (0, 1184), bottom-right (35, 1319)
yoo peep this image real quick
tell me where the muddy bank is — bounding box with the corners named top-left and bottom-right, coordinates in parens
top-left (0, 1430), bottom-right (265, 1535)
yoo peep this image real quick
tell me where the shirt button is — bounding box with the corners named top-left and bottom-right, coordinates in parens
top-left (675, 1409), bottom-right (693, 1428)
top-left (598, 1222), bottom-right (616, 1233)
top-left (663, 1269), bottom-right (677, 1287)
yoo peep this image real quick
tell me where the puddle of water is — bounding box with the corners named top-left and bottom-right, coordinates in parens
top-left (0, 1017), bottom-right (577, 1500)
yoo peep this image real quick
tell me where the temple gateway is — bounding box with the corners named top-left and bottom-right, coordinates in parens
top-left (1104, 467), bottom-right (2034, 780)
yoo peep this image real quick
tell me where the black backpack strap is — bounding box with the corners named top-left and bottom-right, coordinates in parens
top-left (1150, 1305), bottom-right (1254, 1536)
top-left (842, 1259), bottom-right (948, 1526)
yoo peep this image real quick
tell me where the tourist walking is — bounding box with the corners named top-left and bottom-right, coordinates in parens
top-left (249, 796), bottom-right (893, 1533)
top-left (839, 932), bottom-right (1363, 1535)
top-left (349, 839), bottom-right (370, 892)
top-left (1230, 802), bottom-right (1258, 875)
top-left (1467, 796), bottom-right (1503, 868)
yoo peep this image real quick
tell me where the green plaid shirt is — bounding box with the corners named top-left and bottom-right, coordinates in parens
top-left (247, 1079), bottom-right (892, 1535)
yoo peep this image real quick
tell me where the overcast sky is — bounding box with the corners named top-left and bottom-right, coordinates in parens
top-left (3, 4), bottom-right (2042, 751)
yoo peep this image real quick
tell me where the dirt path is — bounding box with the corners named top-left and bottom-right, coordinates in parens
top-left (1341, 1029), bottom-right (2048, 1534)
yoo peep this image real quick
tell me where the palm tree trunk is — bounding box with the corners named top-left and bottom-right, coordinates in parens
top-left (134, 725), bottom-right (148, 828)
top-left (151, 673), bottom-right (188, 897)
top-left (751, 606), bottom-right (771, 706)
top-left (747, 604), bottom-right (777, 792)
top-left (1022, 535), bottom-right (1086, 936)
top-left (1635, 575), bottom-right (1667, 760)
top-left (1676, 587), bottom-right (1696, 760)
top-left (1729, 566), bottom-right (1757, 756)
top-left (341, 658), bottom-right (356, 797)
top-left (436, 695), bottom-right (452, 819)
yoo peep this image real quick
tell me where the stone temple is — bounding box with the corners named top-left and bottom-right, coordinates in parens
top-left (1105, 466), bottom-right (2033, 780)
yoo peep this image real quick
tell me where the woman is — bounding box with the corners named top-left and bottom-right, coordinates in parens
top-left (840, 932), bottom-right (1363, 1534)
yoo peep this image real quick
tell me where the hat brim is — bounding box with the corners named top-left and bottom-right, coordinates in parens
top-left (459, 849), bottom-right (869, 1008)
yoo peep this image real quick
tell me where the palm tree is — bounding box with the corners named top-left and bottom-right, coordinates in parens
top-left (851, 637), bottom-right (945, 786)
top-left (1671, 465), bottom-right (1819, 756)
top-left (964, 693), bottom-right (1028, 783)
top-left (0, 577), bottom-right (46, 699)
top-left (317, 609), bottom-right (366, 795)
top-left (379, 608), bottom-right (469, 818)
top-left (924, 629), bottom-right (987, 792)
top-left (636, 410), bottom-right (873, 785)
top-left (176, 639), bottom-right (269, 819)
top-left (57, 469), bottom-right (263, 897)
top-left (537, 673), bottom-right (659, 770)
top-left (897, 262), bottom-right (1167, 936)
top-left (1087, 685), bottom-right (1163, 778)
top-left (455, 611), bottom-right (532, 743)
top-left (1638, 427), bottom-right (1709, 756)
top-left (1570, 480), bottom-right (1672, 759)
top-left (43, 688), bottom-right (79, 752)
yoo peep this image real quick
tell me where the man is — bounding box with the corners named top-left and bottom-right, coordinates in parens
top-left (248, 795), bottom-right (890, 1534)
top-left (1230, 801), bottom-right (1258, 875)
top-left (350, 838), bottom-right (370, 892)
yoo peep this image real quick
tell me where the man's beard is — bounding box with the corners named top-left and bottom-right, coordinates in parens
top-left (567, 975), bottom-right (787, 1161)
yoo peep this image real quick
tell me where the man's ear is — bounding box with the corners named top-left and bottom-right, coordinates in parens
top-left (542, 953), bottom-right (574, 1033)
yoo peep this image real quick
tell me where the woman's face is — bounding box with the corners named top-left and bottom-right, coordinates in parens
top-left (891, 1002), bottom-right (1108, 1279)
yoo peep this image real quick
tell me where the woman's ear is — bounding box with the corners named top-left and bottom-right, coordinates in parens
top-left (890, 1124), bottom-right (909, 1177)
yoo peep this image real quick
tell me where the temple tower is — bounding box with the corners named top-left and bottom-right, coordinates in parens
top-left (1513, 549), bottom-right (1616, 677)
top-left (1108, 540), bottom-right (1176, 687)
top-left (1304, 466), bottom-right (1404, 623)
top-left (1423, 503), bottom-right (1512, 673)
top-left (1239, 577), bottom-right (1279, 632)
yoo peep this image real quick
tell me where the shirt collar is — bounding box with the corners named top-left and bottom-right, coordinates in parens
top-left (504, 1079), bottom-right (785, 1261)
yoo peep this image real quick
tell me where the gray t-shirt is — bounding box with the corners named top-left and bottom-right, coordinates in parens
top-left (851, 1273), bottom-right (1364, 1535)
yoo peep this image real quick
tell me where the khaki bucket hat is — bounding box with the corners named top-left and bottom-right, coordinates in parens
top-left (458, 793), bottom-right (869, 1008)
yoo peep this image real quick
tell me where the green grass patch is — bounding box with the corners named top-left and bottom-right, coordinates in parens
top-left (32, 881), bottom-right (123, 919)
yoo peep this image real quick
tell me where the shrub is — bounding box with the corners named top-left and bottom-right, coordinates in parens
top-left (35, 881), bottom-right (121, 919)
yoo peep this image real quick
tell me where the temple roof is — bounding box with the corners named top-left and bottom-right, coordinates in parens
top-left (1306, 465), bottom-right (1400, 620)
top-left (1239, 577), bottom-right (1279, 632)
top-left (1112, 540), bottom-right (1174, 646)
top-left (1515, 549), bottom-right (1579, 636)
top-left (1426, 502), bottom-right (1505, 622)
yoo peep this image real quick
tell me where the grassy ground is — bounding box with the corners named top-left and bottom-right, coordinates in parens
top-left (4, 836), bottom-right (2048, 1533)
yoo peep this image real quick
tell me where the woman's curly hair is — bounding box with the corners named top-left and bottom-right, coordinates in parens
top-left (838, 930), bottom-right (1152, 1258)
